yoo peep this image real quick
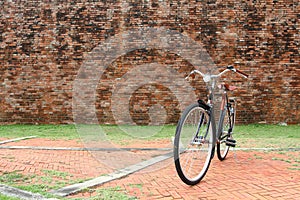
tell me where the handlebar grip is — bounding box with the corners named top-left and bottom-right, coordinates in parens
top-left (236, 69), bottom-right (249, 78)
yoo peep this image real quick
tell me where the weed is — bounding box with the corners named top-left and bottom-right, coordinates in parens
top-left (272, 157), bottom-right (283, 161)
top-left (0, 170), bottom-right (89, 198)
top-left (42, 169), bottom-right (71, 179)
top-left (253, 154), bottom-right (263, 159)
top-left (277, 152), bottom-right (286, 155)
top-left (128, 183), bottom-right (143, 189)
top-left (91, 186), bottom-right (137, 200)
top-left (0, 171), bottom-right (36, 185)
top-left (288, 167), bottom-right (300, 171)
top-left (272, 157), bottom-right (292, 163)
top-left (1, 155), bottom-right (15, 161)
top-left (0, 194), bottom-right (20, 200)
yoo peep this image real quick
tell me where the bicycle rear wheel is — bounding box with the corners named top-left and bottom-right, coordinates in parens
top-left (217, 99), bottom-right (235, 161)
top-left (174, 103), bottom-right (214, 185)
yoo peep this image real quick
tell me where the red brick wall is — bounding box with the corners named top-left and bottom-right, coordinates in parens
top-left (0, 0), bottom-right (299, 124)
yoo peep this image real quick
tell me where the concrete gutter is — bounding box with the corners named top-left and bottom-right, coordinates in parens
top-left (51, 152), bottom-right (173, 197)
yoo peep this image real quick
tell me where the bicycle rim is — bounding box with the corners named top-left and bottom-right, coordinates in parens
top-left (174, 103), bottom-right (214, 185)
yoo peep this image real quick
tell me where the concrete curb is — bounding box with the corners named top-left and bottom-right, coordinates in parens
top-left (0, 145), bottom-right (299, 152)
top-left (234, 147), bottom-right (300, 151)
top-left (0, 184), bottom-right (58, 200)
top-left (0, 136), bottom-right (36, 145)
top-left (0, 146), bottom-right (172, 151)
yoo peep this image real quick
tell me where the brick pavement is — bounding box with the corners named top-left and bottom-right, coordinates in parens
top-left (0, 138), bottom-right (299, 199)
top-left (82, 151), bottom-right (299, 200)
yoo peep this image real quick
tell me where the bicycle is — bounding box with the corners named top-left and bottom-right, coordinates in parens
top-left (173, 65), bottom-right (248, 185)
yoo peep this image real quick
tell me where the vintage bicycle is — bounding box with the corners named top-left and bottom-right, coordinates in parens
top-left (173, 65), bottom-right (248, 185)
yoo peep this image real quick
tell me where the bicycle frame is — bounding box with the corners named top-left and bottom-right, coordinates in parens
top-left (201, 78), bottom-right (227, 146)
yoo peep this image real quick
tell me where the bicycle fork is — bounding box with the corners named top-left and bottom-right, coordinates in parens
top-left (190, 100), bottom-right (215, 146)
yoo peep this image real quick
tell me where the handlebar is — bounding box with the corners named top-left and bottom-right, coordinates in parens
top-left (185, 65), bottom-right (249, 82)
top-left (226, 65), bottom-right (249, 78)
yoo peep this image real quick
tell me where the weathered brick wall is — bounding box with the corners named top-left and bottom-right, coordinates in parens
top-left (0, 0), bottom-right (299, 124)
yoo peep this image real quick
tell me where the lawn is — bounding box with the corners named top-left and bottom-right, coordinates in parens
top-left (234, 124), bottom-right (300, 149)
top-left (0, 194), bottom-right (20, 200)
top-left (0, 124), bottom-right (299, 149)
top-left (0, 125), bottom-right (79, 140)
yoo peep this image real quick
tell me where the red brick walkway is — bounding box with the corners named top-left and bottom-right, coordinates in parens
top-left (0, 138), bottom-right (299, 199)
top-left (97, 151), bottom-right (300, 200)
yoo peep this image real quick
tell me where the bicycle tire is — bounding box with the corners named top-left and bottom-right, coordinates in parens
top-left (217, 101), bottom-right (235, 161)
top-left (174, 103), bottom-right (214, 185)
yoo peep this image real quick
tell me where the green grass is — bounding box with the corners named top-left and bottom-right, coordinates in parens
top-left (0, 194), bottom-right (20, 200)
top-left (0, 124), bottom-right (175, 141)
top-left (0, 124), bottom-right (299, 148)
top-left (0, 124), bottom-right (79, 140)
top-left (0, 171), bottom-right (36, 185)
top-left (128, 183), bottom-right (143, 189)
top-left (89, 187), bottom-right (137, 200)
top-left (0, 170), bottom-right (88, 199)
top-left (271, 151), bottom-right (300, 171)
top-left (101, 124), bottom-right (175, 141)
top-left (42, 169), bottom-right (71, 179)
top-left (0, 171), bottom-right (57, 198)
top-left (234, 124), bottom-right (300, 148)
top-left (253, 154), bottom-right (263, 159)
top-left (65, 187), bottom-right (137, 200)
top-left (272, 157), bottom-right (292, 163)
top-left (234, 124), bottom-right (299, 138)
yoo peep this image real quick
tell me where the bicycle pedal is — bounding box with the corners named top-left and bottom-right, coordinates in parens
top-left (225, 138), bottom-right (236, 147)
top-left (227, 138), bottom-right (236, 143)
top-left (192, 141), bottom-right (201, 145)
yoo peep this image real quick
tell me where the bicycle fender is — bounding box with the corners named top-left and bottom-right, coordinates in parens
top-left (197, 99), bottom-right (211, 111)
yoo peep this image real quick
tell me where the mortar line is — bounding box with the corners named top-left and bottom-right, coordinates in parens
top-left (0, 136), bottom-right (37, 145)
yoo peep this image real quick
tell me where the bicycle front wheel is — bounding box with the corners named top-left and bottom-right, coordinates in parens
top-left (174, 103), bottom-right (214, 185)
